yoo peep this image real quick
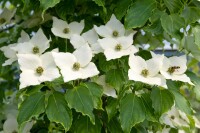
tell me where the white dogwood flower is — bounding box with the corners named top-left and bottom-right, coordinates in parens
top-left (95, 75), bottom-right (117, 98)
top-left (160, 106), bottom-right (189, 128)
top-left (70, 28), bottom-right (103, 54)
top-left (160, 55), bottom-right (194, 85)
top-left (0, 31), bottom-right (30, 66)
top-left (128, 54), bottom-right (166, 87)
top-left (17, 52), bottom-right (60, 89)
top-left (51, 17), bottom-right (84, 39)
top-left (94, 14), bottom-right (125, 38)
top-left (12, 28), bottom-right (50, 55)
top-left (0, 8), bottom-right (16, 27)
top-left (53, 45), bottom-right (99, 82)
top-left (98, 33), bottom-right (138, 60)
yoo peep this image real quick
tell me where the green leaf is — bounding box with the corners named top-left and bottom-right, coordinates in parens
top-left (106, 97), bottom-right (118, 121)
top-left (151, 88), bottom-right (174, 116)
top-left (119, 94), bottom-right (145, 133)
top-left (136, 50), bottom-right (152, 60)
top-left (83, 82), bottom-right (103, 109)
top-left (46, 92), bottom-right (72, 131)
top-left (167, 80), bottom-right (192, 115)
top-left (39, 0), bottom-right (61, 15)
top-left (133, 125), bottom-right (148, 133)
top-left (144, 20), bottom-right (163, 35)
top-left (65, 85), bottom-right (95, 124)
top-left (18, 92), bottom-right (45, 126)
top-left (193, 25), bottom-right (200, 48)
top-left (114, 0), bottom-right (132, 20)
top-left (181, 6), bottom-right (200, 24)
top-left (161, 14), bottom-right (185, 39)
top-left (22, 0), bottom-right (40, 13)
top-left (125, 0), bottom-right (156, 29)
top-left (55, 0), bottom-right (75, 20)
top-left (45, 77), bottom-right (64, 91)
top-left (72, 116), bottom-right (102, 133)
top-left (141, 93), bottom-right (157, 122)
top-left (181, 35), bottom-right (200, 61)
top-left (170, 89), bottom-right (192, 115)
top-left (106, 69), bottom-right (126, 92)
top-left (144, 9), bottom-right (164, 35)
top-left (0, 88), bottom-right (4, 104)
top-left (186, 71), bottom-right (200, 101)
top-left (92, 0), bottom-right (107, 14)
top-left (25, 84), bottom-right (44, 95)
top-left (98, 54), bottom-right (116, 72)
top-left (107, 118), bottom-right (123, 133)
top-left (163, 0), bottom-right (183, 13)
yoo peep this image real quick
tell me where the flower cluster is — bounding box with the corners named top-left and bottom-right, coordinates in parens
top-left (128, 52), bottom-right (194, 88)
top-left (0, 14), bottom-right (194, 91)
top-left (1, 29), bottom-right (60, 89)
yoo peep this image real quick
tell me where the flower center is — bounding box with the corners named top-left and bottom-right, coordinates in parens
top-left (141, 69), bottom-right (149, 77)
top-left (32, 46), bottom-right (40, 54)
top-left (73, 62), bottom-right (80, 71)
top-left (0, 18), bottom-right (6, 24)
top-left (112, 30), bottom-right (118, 37)
top-left (167, 66), bottom-right (180, 74)
top-left (170, 115), bottom-right (175, 120)
top-left (115, 44), bottom-right (122, 51)
top-left (63, 28), bottom-right (70, 34)
top-left (36, 66), bottom-right (44, 75)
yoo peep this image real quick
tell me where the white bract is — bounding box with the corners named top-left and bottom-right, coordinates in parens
top-left (0, 31), bottom-right (30, 66)
top-left (12, 28), bottom-right (50, 55)
top-left (53, 45), bottom-right (99, 82)
top-left (17, 30), bottom-right (31, 43)
top-left (51, 17), bottom-right (84, 39)
top-left (70, 34), bottom-right (89, 49)
top-left (17, 52), bottom-right (60, 89)
top-left (98, 33), bottom-right (138, 60)
top-left (95, 75), bottom-right (117, 98)
top-left (128, 54), bottom-right (166, 87)
top-left (82, 28), bottom-right (103, 54)
top-left (70, 28), bottom-right (103, 54)
top-left (150, 51), bottom-right (164, 70)
top-left (0, 43), bottom-right (18, 66)
top-left (70, 29), bottom-right (103, 54)
top-left (94, 14), bottom-right (125, 38)
top-left (160, 55), bottom-right (194, 85)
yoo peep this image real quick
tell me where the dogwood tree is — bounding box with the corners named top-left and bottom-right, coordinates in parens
top-left (0, 0), bottom-right (200, 132)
